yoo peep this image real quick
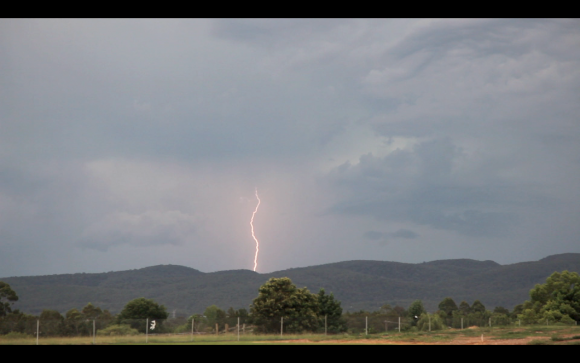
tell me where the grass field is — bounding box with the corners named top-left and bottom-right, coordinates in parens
top-left (1, 325), bottom-right (580, 345)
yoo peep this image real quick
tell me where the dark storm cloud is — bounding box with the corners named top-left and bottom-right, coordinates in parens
top-left (328, 137), bottom-right (530, 238)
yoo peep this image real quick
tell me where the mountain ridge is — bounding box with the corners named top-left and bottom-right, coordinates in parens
top-left (2, 253), bottom-right (579, 315)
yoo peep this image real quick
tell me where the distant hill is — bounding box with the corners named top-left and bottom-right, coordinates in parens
top-left (2, 253), bottom-right (579, 315)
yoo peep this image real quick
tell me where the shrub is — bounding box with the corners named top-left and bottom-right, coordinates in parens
top-left (2, 332), bottom-right (32, 340)
top-left (97, 324), bottom-right (139, 336)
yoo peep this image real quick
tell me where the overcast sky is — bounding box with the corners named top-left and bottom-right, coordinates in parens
top-left (1, 19), bottom-right (579, 277)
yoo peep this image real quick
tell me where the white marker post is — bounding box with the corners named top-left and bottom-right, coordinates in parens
top-left (428, 314), bottom-right (431, 332)
top-left (191, 318), bottom-right (194, 342)
top-left (93, 320), bottom-right (96, 345)
top-left (365, 316), bottom-right (368, 336)
top-left (237, 317), bottom-right (240, 342)
top-left (36, 320), bottom-right (39, 346)
top-left (325, 315), bottom-right (327, 336)
top-left (281, 317), bottom-right (284, 338)
top-left (398, 317), bottom-right (401, 333)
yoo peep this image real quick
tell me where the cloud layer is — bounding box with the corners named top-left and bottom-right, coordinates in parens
top-left (1, 19), bottom-right (579, 277)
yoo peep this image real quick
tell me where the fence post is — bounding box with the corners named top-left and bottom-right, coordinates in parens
top-left (191, 318), bottom-right (194, 342)
top-left (36, 320), bottom-right (39, 346)
top-left (281, 317), bottom-right (283, 338)
top-left (93, 320), bottom-right (96, 345)
top-left (461, 317), bottom-right (463, 330)
top-left (325, 315), bottom-right (327, 336)
top-left (146, 318), bottom-right (149, 344)
top-left (398, 317), bottom-right (401, 333)
top-left (216, 323), bottom-right (219, 335)
top-left (365, 316), bottom-right (368, 336)
top-left (489, 317), bottom-right (491, 328)
top-left (238, 317), bottom-right (240, 342)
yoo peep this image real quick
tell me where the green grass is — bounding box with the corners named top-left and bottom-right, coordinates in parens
top-left (2, 325), bottom-right (580, 345)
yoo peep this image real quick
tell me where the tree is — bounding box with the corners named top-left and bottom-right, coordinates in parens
top-left (392, 306), bottom-right (406, 317)
top-left (0, 281), bottom-right (18, 317)
top-left (438, 297), bottom-right (458, 326)
top-left (39, 309), bottom-right (64, 336)
top-left (511, 304), bottom-right (524, 320)
top-left (490, 306), bottom-right (511, 326)
top-left (204, 305), bottom-right (227, 332)
top-left (471, 300), bottom-right (486, 314)
top-left (81, 303), bottom-right (103, 319)
top-left (250, 277), bottom-right (319, 334)
top-left (117, 297), bottom-right (168, 333)
top-left (438, 298), bottom-right (458, 316)
top-left (64, 308), bottom-right (85, 336)
top-left (317, 289), bottom-right (347, 333)
top-left (407, 300), bottom-right (426, 326)
top-left (527, 270), bottom-right (580, 323)
top-left (493, 306), bottom-right (510, 316)
top-left (458, 301), bottom-right (471, 315)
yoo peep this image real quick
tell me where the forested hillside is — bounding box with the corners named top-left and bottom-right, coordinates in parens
top-left (2, 253), bottom-right (579, 315)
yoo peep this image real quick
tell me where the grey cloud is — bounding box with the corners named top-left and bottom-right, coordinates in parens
top-left (211, 19), bottom-right (341, 46)
top-left (327, 137), bottom-right (524, 238)
top-left (79, 210), bottom-right (198, 252)
top-left (1, 19), bottom-right (580, 277)
top-left (391, 229), bottom-right (419, 239)
top-left (363, 230), bottom-right (383, 240)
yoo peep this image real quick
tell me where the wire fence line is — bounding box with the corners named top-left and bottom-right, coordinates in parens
top-left (1, 315), bottom-right (577, 344)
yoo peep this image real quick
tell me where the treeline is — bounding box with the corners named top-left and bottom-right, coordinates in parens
top-left (1, 271), bottom-right (578, 337)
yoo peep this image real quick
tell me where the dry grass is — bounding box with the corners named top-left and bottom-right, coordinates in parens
top-left (1, 325), bottom-right (580, 345)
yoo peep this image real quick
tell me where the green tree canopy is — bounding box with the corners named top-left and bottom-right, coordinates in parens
top-left (117, 298), bottom-right (168, 333)
top-left (493, 306), bottom-right (510, 315)
top-left (471, 300), bottom-right (486, 314)
top-left (408, 300), bottom-right (426, 326)
top-left (118, 298), bottom-right (168, 321)
top-left (204, 305), bottom-right (227, 331)
top-left (438, 298), bottom-right (458, 315)
top-left (39, 309), bottom-right (64, 336)
top-left (438, 297), bottom-right (458, 325)
top-left (528, 270), bottom-right (580, 323)
top-left (317, 288), bottom-right (347, 333)
top-left (0, 281), bottom-right (19, 317)
top-left (250, 277), bottom-right (319, 333)
top-left (81, 303), bottom-right (103, 319)
top-left (458, 301), bottom-right (471, 315)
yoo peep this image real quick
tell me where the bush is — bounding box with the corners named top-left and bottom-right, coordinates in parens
top-left (417, 313), bottom-right (445, 331)
top-left (2, 332), bottom-right (32, 340)
top-left (97, 324), bottom-right (139, 336)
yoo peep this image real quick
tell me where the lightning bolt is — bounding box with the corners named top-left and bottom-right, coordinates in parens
top-left (250, 188), bottom-right (261, 272)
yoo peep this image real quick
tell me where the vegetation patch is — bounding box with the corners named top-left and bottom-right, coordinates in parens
top-left (1, 332), bottom-right (32, 340)
top-left (527, 339), bottom-right (551, 345)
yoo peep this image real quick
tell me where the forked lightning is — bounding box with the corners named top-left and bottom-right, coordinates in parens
top-left (250, 188), bottom-right (261, 272)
